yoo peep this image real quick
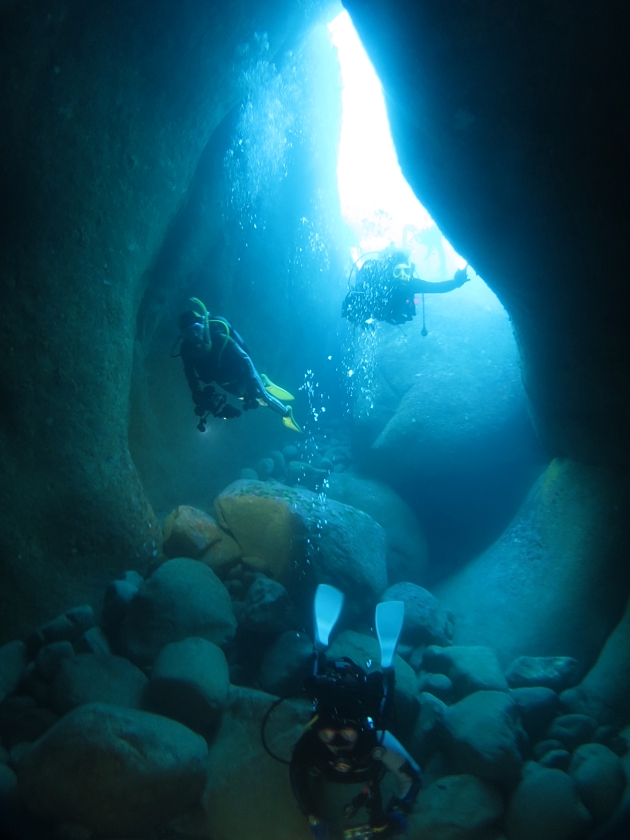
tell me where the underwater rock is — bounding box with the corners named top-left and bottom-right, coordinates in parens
top-left (546, 714), bottom-right (598, 752)
top-left (568, 743), bottom-right (626, 824)
top-left (16, 702), bottom-right (208, 836)
top-left (101, 577), bottom-right (142, 643)
top-left (505, 766), bottom-right (592, 840)
top-left (0, 699), bottom-right (59, 750)
top-left (198, 687), bottom-right (312, 840)
top-left (163, 505), bottom-right (241, 575)
top-left (119, 558), bottom-right (237, 664)
top-left (382, 583), bottom-right (452, 645)
top-left (407, 774), bottom-right (504, 840)
top-left (509, 687), bottom-right (560, 741)
top-left (559, 588), bottom-right (630, 726)
top-left (74, 627), bottom-right (111, 656)
top-left (434, 459), bottom-right (630, 668)
top-left (423, 645), bottom-right (508, 699)
top-left (233, 576), bottom-right (295, 635)
top-left (258, 630), bottom-right (314, 697)
top-left (505, 656), bottom-right (580, 692)
top-left (356, 281), bottom-right (525, 481)
top-left (532, 740), bottom-right (564, 761)
top-left (33, 641), bottom-right (74, 682)
top-left (256, 457), bottom-right (276, 479)
top-left (538, 749), bottom-right (571, 771)
top-left (323, 473), bottom-right (428, 585)
top-left (0, 641), bottom-right (27, 704)
top-left (408, 691), bottom-right (448, 762)
top-left (443, 690), bottom-right (526, 783)
top-left (327, 630), bottom-right (419, 734)
top-left (214, 480), bottom-right (388, 612)
top-left (286, 460), bottom-right (330, 489)
top-left (50, 653), bottom-right (148, 715)
top-left (146, 637), bottom-right (229, 734)
top-left (26, 607), bottom-right (95, 659)
top-left (417, 672), bottom-right (454, 703)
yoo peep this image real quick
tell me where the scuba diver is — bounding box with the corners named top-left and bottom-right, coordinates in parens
top-left (175, 298), bottom-right (302, 433)
top-left (288, 585), bottom-right (421, 839)
top-left (341, 244), bottom-right (469, 329)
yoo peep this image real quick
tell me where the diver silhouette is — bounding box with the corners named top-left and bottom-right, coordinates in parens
top-left (341, 244), bottom-right (468, 329)
top-left (175, 298), bottom-right (302, 433)
top-left (288, 586), bottom-right (421, 839)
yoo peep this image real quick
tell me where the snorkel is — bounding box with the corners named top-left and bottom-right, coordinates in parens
top-left (189, 297), bottom-right (211, 348)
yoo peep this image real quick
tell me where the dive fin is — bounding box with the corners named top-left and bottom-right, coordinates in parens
top-left (375, 600), bottom-right (405, 669)
top-left (314, 583), bottom-right (345, 650)
top-left (282, 405), bottom-right (303, 433)
top-left (261, 374), bottom-right (295, 401)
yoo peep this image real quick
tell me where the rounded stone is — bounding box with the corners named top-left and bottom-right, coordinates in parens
top-left (146, 637), bottom-right (229, 733)
top-left (120, 558), bottom-right (237, 663)
top-left (16, 703), bottom-right (208, 836)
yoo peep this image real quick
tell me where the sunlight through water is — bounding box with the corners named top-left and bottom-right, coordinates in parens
top-left (328, 11), bottom-right (465, 275)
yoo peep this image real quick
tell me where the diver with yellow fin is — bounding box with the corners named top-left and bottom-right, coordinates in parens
top-left (175, 298), bottom-right (302, 433)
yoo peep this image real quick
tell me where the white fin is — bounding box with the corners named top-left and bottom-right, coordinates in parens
top-left (314, 584), bottom-right (344, 650)
top-left (376, 601), bottom-right (405, 669)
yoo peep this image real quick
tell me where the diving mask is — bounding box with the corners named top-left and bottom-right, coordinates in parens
top-left (393, 262), bottom-right (412, 282)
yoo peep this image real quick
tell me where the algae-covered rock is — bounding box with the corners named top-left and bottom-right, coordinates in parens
top-left (16, 703), bottom-right (208, 836)
top-left (214, 480), bottom-right (388, 612)
top-left (162, 505), bottom-right (241, 574)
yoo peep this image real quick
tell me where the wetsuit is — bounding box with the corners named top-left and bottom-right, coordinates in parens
top-left (342, 256), bottom-right (467, 327)
top-left (290, 727), bottom-right (421, 831)
top-left (180, 317), bottom-right (289, 418)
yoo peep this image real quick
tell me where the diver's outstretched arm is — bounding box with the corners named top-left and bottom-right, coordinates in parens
top-left (410, 267), bottom-right (469, 294)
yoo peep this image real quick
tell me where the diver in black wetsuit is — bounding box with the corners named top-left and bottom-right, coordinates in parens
top-left (176, 298), bottom-right (301, 433)
top-left (290, 657), bottom-right (421, 839)
top-left (341, 246), bottom-right (469, 328)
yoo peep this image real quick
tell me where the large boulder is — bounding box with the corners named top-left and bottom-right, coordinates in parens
top-left (16, 703), bottom-right (208, 836)
top-left (162, 505), bottom-right (242, 575)
top-left (119, 558), bottom-right (237, 663)
top-left (382, 583), bottom-right (453, 646)
top-left (407, 774), bottom-right (504, 840)
top-left (323, 473), bottom-right (428, 584)
top-left (505, 765), bottom-right (592, 840)
top-left (145, 637), bottom-right (229, 733)
top-left (352, 277), bottom-right (526, 484)
top-left (50, 653), bottom-right (148, 714)
top-left (214, 480), bottom-right (388, 613)
top-left (435, 459), bottom-right (630, 668)
top-left (423, 646), bottom-right (509, 699)
top-left (568, 743), bottom-right (626, 824)
top-left (443, 691), bottom-right (526, 784)
top-left (0, 641), bottom-right (26, 704)
top-left (560, 588), bottom-right (630, 726)
top-left (172, 687), bottom-right (313, 840)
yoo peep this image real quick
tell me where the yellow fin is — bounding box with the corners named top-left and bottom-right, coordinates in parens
top-left (261, 373), bottom-right (294, 401)
top-left (282, 406), bottom-right (302, 433)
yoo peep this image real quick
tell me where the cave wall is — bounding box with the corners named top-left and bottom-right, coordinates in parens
top-left (0, 0), bottom-right (334, 642)
top-left (344, 0), bottom-right (630, 467)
